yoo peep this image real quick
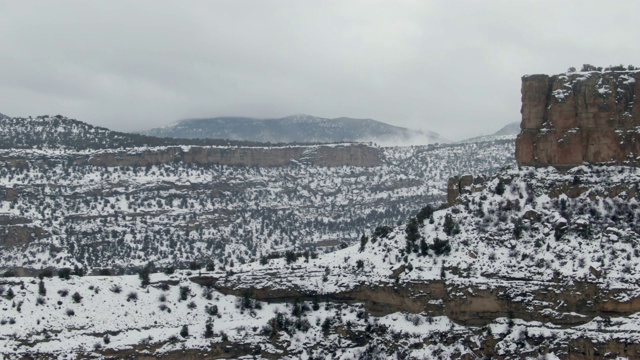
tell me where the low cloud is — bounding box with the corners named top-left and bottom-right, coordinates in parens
top-left (1, 1), bottom-right (639, 141)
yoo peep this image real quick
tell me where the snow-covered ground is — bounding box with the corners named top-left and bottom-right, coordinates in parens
top-left (0, 140), bottom-right (514, 272)
top-left (2, 164), bottom-right (640, 358)
top-left (3, 268), bottom-right (639, 359)
top-left (225, 165), bottom-right (640, 293)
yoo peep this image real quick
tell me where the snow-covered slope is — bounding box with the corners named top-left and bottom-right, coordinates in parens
top-left (203, 164), bottom-right (640, 357)
top-left (0, 140), bottom-right (514, 273)
top-left (3, 164), bottom-right (640, 359)
top-left (223, 164), bottom-right (640, 294)
top-left (0, 269), bottom-right (486, 359)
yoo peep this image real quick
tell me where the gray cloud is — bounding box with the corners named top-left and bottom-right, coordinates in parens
top-left (1, 0), bottom-right (639, 140)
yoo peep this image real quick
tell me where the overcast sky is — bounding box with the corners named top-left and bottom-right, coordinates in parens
top-left (1, 1), bottom-right (639, 140)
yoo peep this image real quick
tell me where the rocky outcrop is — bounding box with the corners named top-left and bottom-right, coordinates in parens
top-left (516, 71), bottom-right (640, 167)
top-left (0, 225), bottom-right (48, 248)
top-left (447, 174), bottom-right (485, 206)
top-left (0, 187), bottom-right (19, 201)
top-left (83, 144), bottom-right (382, 168)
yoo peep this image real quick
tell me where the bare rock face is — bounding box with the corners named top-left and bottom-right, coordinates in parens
top-left (313, 145), bottom-right (382, 167)
top-left (85, 144), bottom-right (382, 168)
top-left (0, 225), bottom-right (48, 248)
top-left (516, 71), bottom-right (640, 167)
top-left (447, 174), bottom-right (485, 206)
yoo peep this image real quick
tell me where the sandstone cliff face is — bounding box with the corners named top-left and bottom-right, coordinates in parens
top-left (516, 71), bottom-right (640, 167)
top-left (85, 144), bottom-right (382, 168)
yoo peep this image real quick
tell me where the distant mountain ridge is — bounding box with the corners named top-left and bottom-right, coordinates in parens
top-left (0, 112), bottom-right (9, 120)
top-left (458, 121), bottom-right (520, 143)
top-left (142, 114), bottom-right (450, 144)
top-left (493, 121), bottom-right (520, 136)
top-left (0, 114), bottom-right (292, 151)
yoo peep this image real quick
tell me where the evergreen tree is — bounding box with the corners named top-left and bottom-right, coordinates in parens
top-left (204, 323), bottom-right (214, 338)
top-left (205, 261), bottom-right (215, 271)
top-left (72, 265), bottom-right (84, 277)
top-left (180, 325), bottom-right (189, 338)
top-left (179, 286), bottom-right (190, 301)
top-left (420, 238), bottom-right (429, 256)
top-left (58, 268), bottom-right (71, 280)
top-left (416, 205), bottom-right (434, 224)
top-left (138, 265), bottom-right (150, 287)
top-left (285, 251), bottom-right (297, 264)
top-left (359, 234), bottom-right (368, 252)
top-left (321, 317), bottom-right (332, 335)
top-left (38, 279), bottom-right (46, 296)
top-left (513, 218), bottom-right (524, 239)
top-left (405, 218), bottom-right (420, 243)
top-left (443, 214), bottom-right (456, 236)
top-left (6, 287), bottom-right (14, 300)
top-left (431, 237), bottom-right (451, 256)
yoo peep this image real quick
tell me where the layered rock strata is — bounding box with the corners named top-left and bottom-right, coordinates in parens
top-left (85, 144), bottom-right (382, 167)
top-left (0, 144), bottom-right (382, 168)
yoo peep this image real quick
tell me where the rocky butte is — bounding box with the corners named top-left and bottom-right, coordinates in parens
top-left (516, 69), bottom-right (640, 167)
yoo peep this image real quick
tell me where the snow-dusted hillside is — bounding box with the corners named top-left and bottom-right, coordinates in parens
top-left (0, 140), bottom-right (514, 273)
top-left (0, 269), bottom-right (483, 359)
top-left (202, 164), bottom-right (640, 358)
top-left (2, 164), bottom-right (640, 359)
top-left (224, 165), bottom-right (640, 293)
top-left (0, 114), bottom-right (515, 274)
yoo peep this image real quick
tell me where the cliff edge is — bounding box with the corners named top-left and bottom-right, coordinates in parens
top-left (516, 70), bottom-right (640, 167)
